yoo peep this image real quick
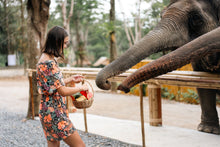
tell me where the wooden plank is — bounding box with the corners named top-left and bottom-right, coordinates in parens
top-left (167, 71), bottom-right (220, 78)
top-left (28, 68), bottom-right (220, 88)
top-left (145, 79), bottom-right (220, 89)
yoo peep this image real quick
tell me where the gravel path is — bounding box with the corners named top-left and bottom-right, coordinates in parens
top-left (0, 110), bottom-right (140, 147)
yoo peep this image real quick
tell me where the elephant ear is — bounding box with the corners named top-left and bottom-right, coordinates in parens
top-left (210, 0), bottom-right (220, 23)
top-left (217, 4), bottom-right (220, 23)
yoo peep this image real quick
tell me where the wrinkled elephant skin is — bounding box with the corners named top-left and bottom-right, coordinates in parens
top-left (96, 0), bottom-right (220, 134)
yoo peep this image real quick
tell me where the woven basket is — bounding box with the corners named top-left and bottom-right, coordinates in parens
top-left (72, 80), bottom-right (94, 109)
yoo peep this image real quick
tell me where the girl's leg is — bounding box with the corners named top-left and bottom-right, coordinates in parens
top-left (63, 131), bottom-right (85, 147)
top-left (47, 140), bottom-right (60, 147)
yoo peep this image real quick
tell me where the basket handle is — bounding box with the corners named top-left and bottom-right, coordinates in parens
top-left (82, 79), bottom-right (94, 96)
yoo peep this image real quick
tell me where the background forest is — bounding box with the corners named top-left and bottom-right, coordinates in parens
top-left (0, 0), bottom-right (169, 69)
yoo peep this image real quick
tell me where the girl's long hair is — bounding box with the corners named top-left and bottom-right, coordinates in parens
top-left (42, 26), bottom-right (68, 58)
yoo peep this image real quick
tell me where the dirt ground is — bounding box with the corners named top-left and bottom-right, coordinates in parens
top-left (1, 76), bottom-right (220, 131)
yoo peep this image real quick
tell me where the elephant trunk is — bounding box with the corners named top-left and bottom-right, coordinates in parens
top-left (96, 26), bottom-right (187, 90)
top-left (118, 27), bottom-right (220, 93)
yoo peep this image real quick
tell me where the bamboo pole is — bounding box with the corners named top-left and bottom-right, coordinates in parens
top-left (148, 84), bottom-right (162, 126)
top-left (139, 84), bottom-right (146, 147)
top-left (83, 108), bottom-right (88, 133)
top-left (81, 80), bottom-right (88, 133)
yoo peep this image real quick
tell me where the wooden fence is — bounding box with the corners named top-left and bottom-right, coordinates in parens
top-left (130, 60), bottom-right (197, 98)
top-left (28, 67), bottom-right (220, 147)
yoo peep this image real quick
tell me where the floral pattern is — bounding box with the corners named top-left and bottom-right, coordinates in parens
top-left (36, 60), bottom-right (76, 141)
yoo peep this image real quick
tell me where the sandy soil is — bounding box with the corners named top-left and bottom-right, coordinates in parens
top-left (1, 76), bottom-right (220, 131)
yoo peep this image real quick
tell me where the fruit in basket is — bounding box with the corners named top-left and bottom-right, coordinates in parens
top-left (70, 95), bottom-right (75, 101)
top-left (87, 92), bottom-right (93, 100)
top-left (72, 90), bottom-right (92, 101)
top-left (80, 91), bottom-right (87, 97)
top-left (74, 93), bottom-right (82, 99)
top-left (76, 95), bottom-right (87, 101)
top-left (71, 92), bottom-right (82, 101)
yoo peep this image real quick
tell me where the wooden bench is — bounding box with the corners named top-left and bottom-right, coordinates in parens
top-left (28, 68), bottom-right (220, 147)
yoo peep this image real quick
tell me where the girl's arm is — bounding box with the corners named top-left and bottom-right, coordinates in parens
top-left (57, 84), bottom-right (88, 97)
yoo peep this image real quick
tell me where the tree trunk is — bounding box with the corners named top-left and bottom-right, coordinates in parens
top-left (137, 0), bottom-right (142, 41)
top-left (118, 0), bottom-right (133, 47)
top-left (26, 0), bottom-right (50, 119)
top-left (75, 16), bottom-right (89, 67)
top-left (3, 0), bottom-right (11, 55)
top-left (62, 0), bottom-right (74, 35)
top-left (20, 0), bottom-right (28, 75)
top-left (75, 16), bottom-right (83, 67)
top-left (110, 0), bottom-right (117, 92)
top-left (61, 0), bottom-right (74, 66)
top-left (118, 0), bottom-right (143, 46)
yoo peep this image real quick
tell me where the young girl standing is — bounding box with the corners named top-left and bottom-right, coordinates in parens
top-left (36, 26), bottom-right (87, 147)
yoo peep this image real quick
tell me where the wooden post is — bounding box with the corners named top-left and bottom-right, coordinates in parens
top-left (148, 84), bottom-right (162, 126)
top-left (83, 108), bottom-right (88, 132)
top-left (139, 84), bottom-right (146, 147)
top-left (28, 71), bottom-right (35, 120)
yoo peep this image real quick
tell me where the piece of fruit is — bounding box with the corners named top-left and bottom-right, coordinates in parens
top-left (80, 91), bottom-right (87, 98)
top-left (76, 95), bottom-right (87, 101)
top-left (87, 92), bottom-right (93, 100)
top-left (70, 95), bottom-right (75, 101)
top-left (73, 92), bottom-right (82, 99)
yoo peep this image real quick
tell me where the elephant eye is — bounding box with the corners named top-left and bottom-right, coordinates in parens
top-left (188, 11), bottom-right (204, 38)
top-left (188, 11), bottom-right (204, 27)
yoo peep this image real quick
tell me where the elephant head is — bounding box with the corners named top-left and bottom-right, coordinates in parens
top-left (96, 0), bottom-right (220, 91)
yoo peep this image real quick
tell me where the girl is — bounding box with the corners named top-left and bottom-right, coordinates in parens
top-left (36, 26), bottom-right (87, 147)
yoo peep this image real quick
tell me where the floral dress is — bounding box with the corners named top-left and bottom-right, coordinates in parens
top-left (36, 60), bottom-right (76, 141)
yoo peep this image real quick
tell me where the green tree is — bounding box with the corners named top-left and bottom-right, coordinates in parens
top-left (86, 13), bottom-right (110, 62)
top-left (71, 0), bottom-right (99, 67)
top-left (48, 0), bottom-right (169, 66)
top-left (86, 13), bottom-right (129, 64)
top-left (50, 0), bottom-right (100, 67)
top-left (143, 0), bottom-right (169, 31)
top-left (0, 0), bottom-right (26, 66)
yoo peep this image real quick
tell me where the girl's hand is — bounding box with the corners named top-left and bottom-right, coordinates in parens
top-left (72, 75), bottom-right (85, 83)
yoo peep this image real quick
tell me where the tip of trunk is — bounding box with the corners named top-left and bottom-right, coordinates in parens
top-left (95, 77), bottom-right (111, 90)
top-left (117, 84), bottom-right (130, 93)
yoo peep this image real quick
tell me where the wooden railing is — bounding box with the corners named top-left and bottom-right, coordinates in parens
top-left (27, 67), bottom-right (220, 147)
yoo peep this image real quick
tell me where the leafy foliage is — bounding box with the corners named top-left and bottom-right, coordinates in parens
top-left (161, 87), bottom-right (200, 104)
top-left (180, 89), bottom-right (199, 104)
top-left (161, 87), bottom-right (175, 100)
top-left (0, 0), bottom-right (172, 67)
top-left (0, 0), bottom-right (27, 66)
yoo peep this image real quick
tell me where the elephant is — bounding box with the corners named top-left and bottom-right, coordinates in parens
top-left (96, 0), bottom-right (220, 135)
